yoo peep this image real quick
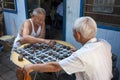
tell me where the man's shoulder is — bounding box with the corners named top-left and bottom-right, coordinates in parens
top-left (23, 19), bottom-right (31, 27)
top-left (22, 19), bottom-right (32, 30)
top-left (24, 19), bottom-right (31, 24)
top-left (75, 41), bottom-right (102, 54)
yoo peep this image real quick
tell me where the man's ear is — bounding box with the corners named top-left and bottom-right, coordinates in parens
top-left (76, 32), bottom-right (81, 41)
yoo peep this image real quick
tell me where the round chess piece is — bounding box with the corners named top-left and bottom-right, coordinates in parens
top-left (18, 55), bottom-right (23, 61)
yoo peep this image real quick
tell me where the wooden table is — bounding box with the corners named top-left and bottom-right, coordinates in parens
top-left (11, 40), bottom-right (76, 68)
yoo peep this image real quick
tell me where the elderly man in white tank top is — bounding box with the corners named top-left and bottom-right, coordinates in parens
top-left (23, 16), bottom-right (113, 80)
top-left (12, 8), bottom-right (54, 52)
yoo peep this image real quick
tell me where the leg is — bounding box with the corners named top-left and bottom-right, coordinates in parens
top-left (16, 67), bottom-right (24, 80)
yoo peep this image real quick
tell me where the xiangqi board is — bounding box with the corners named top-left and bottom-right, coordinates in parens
top-left (15, 42), bottom-right (74, 64)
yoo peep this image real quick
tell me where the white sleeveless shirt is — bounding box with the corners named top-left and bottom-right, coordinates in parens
top-left (12, 19), bottom-right (41, 51)
top-left (29, 19), bottom-right (41, 37)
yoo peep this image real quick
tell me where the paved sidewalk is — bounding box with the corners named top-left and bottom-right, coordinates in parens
top-left (0, 51), bottom-right (17, 80)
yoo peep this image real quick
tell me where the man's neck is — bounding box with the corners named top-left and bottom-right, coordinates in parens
top-left (80, 38), bottom-right (90, 45)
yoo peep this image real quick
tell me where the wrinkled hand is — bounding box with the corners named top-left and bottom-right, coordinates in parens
top-left (23, 64), bottom-right (34, 75)
top-left (18, 38), bottom-right (27, 45)
top-left (48, 40), bottom-right (56, 47)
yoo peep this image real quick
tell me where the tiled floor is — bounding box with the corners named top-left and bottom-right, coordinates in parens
top-left (0, 51), bottom-right (17, 80)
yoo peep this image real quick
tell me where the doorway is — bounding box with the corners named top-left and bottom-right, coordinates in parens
top-left (26, 0), bottom-right (65, 40)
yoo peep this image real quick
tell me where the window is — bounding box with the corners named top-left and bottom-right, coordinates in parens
top-left (83, 0), bottom-right (120, 28)
top-left (3, 0), bottom-right (17, 13)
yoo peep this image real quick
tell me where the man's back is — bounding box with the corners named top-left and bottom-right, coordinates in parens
top-left (75, 38), bottom-right (113, 80)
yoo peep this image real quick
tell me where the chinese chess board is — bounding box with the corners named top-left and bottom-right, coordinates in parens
top-left (15, 42), bottom-right (74, 64)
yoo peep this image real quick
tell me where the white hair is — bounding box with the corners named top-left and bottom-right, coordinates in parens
top-left (73, 16), bottom-right (97, 39)
top-left (32, 7), bottom-right (46, 16)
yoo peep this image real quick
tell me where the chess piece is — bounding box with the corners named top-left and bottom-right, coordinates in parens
top-left (18, 54), bottom-right (23, 61)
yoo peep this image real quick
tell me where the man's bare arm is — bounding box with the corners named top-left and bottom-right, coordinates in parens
top-left (19, 21), bottom-right (47, 44)
top-left (23, 62), bottom-right (62, 74)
